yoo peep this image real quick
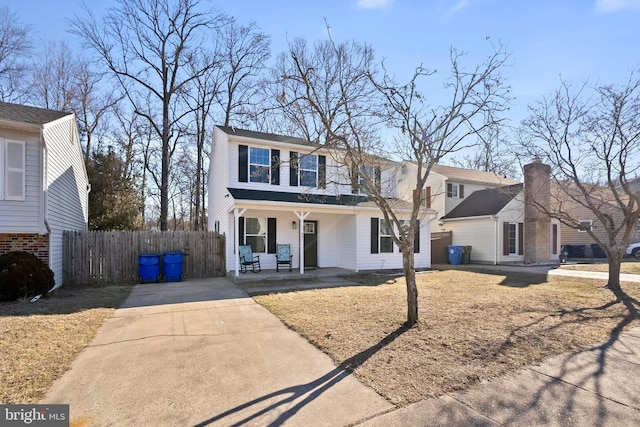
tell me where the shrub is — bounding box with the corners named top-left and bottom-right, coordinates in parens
top-left (0, 251), bottom-right (55, 302)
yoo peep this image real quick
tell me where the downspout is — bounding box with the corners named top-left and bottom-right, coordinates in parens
top-left (40, 128), bottom-right (51, 235)
top-left (494, 215), bottom-right (499, 265)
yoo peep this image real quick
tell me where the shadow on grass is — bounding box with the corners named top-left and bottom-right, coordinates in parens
top-left (193, 323), bottom-right (410, 427)
top-left (442, 286), bottom-right (640, 426)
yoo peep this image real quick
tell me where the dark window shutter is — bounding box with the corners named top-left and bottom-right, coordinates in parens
top-left (268, 218), bottom-right (277, 254)
top-left (460, 184), bottom-right (464, 198)
top-left (518, 222), bottom-right (524, 255)
top-left (503, 222), bottom-right (509, 256)
top-left (552, 224), bottom-right (558, 255)
top-left (447, 183), bottom-right (453, 197)
top-left (414, 220), bottom-right (420, 254)
top-left (318, 155), bottom-right (326, 189)
top-left (239, 145), bottom-right (248, 182)
top-left (370, 217), bottom-right (379, 253)
top-left (239, 216), bottom-right (245, 245)
top-left (425, 186), bottom-right (431, 208)
top-left (271, 149), bottom-right (280, 185)
top-left (289, 151), bottom-right (298, 186)
top-left (374, 166), bottom-right (381, 192)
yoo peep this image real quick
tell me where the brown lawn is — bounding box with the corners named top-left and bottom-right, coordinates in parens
top-left (254, 270), bottom-right (640, 406)
top-left (0, 284), bottom-right (132, 404)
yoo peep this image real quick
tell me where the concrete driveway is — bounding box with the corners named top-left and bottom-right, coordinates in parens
top-left (42, 278), bottom-right (393, 426)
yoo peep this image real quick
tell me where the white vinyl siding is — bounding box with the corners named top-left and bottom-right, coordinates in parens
top-left (42, 117), bottom-right (89, 286)
top-left (0, 136), bottom-right (41, 232)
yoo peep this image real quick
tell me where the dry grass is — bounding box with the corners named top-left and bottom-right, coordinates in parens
top-left (254, 270), bottom-right (640, 406)
top-left (0, 284), bottom-right (132, 404)
top-left (560, 261), bottom-right (640, 274)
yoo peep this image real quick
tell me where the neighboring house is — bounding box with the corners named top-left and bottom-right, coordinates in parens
top-left (207, 126), bottom-right (432, 276)
top-left (396, 163), bottom-right (520, 219)
top-left (0, 102), bottom-right (89, 287)
top-left (552, 181), bottom-right (640, 254)
top-left (438, 160), bottom-right (560, 264)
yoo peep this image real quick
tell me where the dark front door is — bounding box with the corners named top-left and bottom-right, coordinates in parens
top-left (304, 220), bottom-right (318, 268)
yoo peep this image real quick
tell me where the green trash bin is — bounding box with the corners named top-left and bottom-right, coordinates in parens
top-left (462, 246), bottom-right (472, 264)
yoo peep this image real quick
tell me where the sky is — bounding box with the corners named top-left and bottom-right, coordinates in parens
top-left (5, 0), bottom-right (640, 128)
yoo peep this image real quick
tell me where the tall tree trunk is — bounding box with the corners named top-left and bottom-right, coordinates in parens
top-left (402, 249), bottom-right (418, 326)
top-left (160, 108), bottom-right (170, 231)
top-left (606, 251), bottom-right (622, 293)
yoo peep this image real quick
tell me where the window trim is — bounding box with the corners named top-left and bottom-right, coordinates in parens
top-left (248, 146), bottom-right (271, 183)
top-left (379, 218), bottom-right (393, 253)
top-left (1, 139), bottom-right (26, 201)
top-left (298, 154), bottom-right (318, 187)
top-left (447, 182), bottom-right (464, 199)
top-left (244, 217), bottom-right (267, 253)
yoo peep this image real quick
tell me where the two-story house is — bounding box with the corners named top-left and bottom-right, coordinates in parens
top-left (208, 126), bottom-right (432, 277)
top-left (0, 102), bottom-right (89, 287)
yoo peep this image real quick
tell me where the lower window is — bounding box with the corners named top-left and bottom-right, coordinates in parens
top-left (245, 218), bottom-right (266, 252)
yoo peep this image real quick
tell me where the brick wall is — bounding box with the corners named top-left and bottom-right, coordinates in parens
top-left (0, 233), bottom-right (50, 265)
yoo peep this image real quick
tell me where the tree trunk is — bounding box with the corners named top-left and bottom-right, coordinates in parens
top-left (160, 107), bottom-right (170, 231)
top-left (606, 251), bottom-right (622, 293)
top-left (402, 248), bottom-right (418, 326)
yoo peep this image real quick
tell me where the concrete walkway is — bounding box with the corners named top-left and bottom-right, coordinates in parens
top-left (43, 269), bottom-right (640, 426)
top-left (42, 278), bottom-right (393, 426)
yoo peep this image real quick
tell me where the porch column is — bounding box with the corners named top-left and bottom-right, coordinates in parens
top-left (294, 211), bottom-right (310, 274)
top-left (234, 208), bottom-right (246, 277)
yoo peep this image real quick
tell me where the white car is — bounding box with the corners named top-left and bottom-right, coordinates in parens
top-left (626, 242), bottom-right (640, 259)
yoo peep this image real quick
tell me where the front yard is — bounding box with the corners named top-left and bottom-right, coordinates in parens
top-left (254, 269), bottom-right (640, 406)
top-left (0, 284), bottom-right (132, 403)
top-left (2, 267), bottom-right (639, 407)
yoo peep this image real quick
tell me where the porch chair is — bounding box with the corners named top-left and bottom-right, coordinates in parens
top-left (239, 245), bottom-right (261, 273)
top-left (276, 244), bottom-right (293, 272)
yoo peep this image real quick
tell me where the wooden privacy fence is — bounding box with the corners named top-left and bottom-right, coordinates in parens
top-left (63, 230), bottom-right (226, 285)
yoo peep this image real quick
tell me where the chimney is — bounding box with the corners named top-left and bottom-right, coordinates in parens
top-left (523, 158), bottom-right (551, 264)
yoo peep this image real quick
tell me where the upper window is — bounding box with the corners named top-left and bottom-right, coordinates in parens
top-left (245, 217), bottom-right (267, 253)
top-left (249, 147), bottom-right (270, 183)
top-left (0, 139), bottom-right (25, 201)
top-left (578, 220), bottom-right (592, 232)
top-left (637, 220), bottom-right (640, 231)
top-left (447, 183), bottom-right (464, 199)
top-left (298, 154), bottom-right (317, 187)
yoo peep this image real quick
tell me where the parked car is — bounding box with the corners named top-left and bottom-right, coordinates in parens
top-left (626, 242), bottom-right (640, 259)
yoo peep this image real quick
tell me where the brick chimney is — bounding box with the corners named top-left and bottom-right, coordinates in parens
top-left (523, 157), bottom-right (551, 264)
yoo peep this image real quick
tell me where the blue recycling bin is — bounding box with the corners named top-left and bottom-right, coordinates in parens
top-left (139, 253), bottom-right (161, 283)
top-left (447, 245), bottom-right (464, 265)
top-left (162, 251), bottom-right (184, 282)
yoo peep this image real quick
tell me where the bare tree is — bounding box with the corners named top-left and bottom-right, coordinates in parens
top-left (71, 0), bottom-right (227, 230)
top-left (0, 6), bottom-right (31, 102)
top-left (280, 34), bottom-right (511, 326)
top-left (28, 41), bottom-right (79, 111)
top-left (519, 74), bottom-right (640, 293)
top-left (217, 20), bottom-right (270, 127)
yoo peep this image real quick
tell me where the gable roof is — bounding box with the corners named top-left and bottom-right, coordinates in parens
top-left (441, 184), bottom-right (523, 220)
top-left (429, 164), bottom-right (519, 186)
top-left (0, 102), bottom-right (70, 126)
top-left (216, 126), bottom-right (317, 148)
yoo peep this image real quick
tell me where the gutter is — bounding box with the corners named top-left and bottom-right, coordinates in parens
top-left (40, 128), bottom-right (51, 234)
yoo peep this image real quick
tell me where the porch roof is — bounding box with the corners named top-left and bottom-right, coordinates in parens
top-left (228, 188), bottom-right (370, 206)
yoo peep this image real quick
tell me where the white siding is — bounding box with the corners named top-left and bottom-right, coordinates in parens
top-left (447, 217), bottom-right (499, 263)
top-left (43, 116), bottom-right (88, 285)
top-left (355, 212), bottom-right (431, 271)
top-left (0, 131), bottom-right (43, 233)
